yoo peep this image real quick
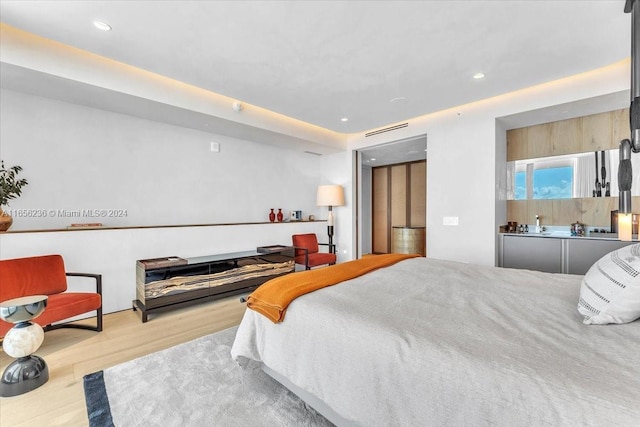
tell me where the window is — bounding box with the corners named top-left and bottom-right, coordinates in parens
top-left (513, 156), bottom-right (575, 200)
top-left (514, 171), bottom-right (527, 200)
top-left (533, 165), bottom-right (573, 199)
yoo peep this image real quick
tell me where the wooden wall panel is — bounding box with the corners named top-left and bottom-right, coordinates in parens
top-left (551, 117), bottom-right (581, 156)
top-left (372, 167), bottom-right (388, 253)
top-left (612, 108), bottom-right (631, 143)
top-left (506, 200), bottom-right (528, 225)
top-left (581, 111), bottom-right (613, 152)
top-left (505, 108), bottom-right (631, 229)
top-left (528, 200), bottom-right (554, 227)
top-left (527, 123), bottom-right (553, 159)
top-left (552, 199), bottom-right (583, 226)
top-left (581, 197), bottom-right (617, 227)
top-left (410, 162), bottom-right (426, 227)
top-left (507, 128), bottom-right (528, 161)
top-left (506, 197), bottom-right (636, 227)
top-left (390, 165), bottom-right (408, 227)
top-left (507, 108), bottom-right (629, 161)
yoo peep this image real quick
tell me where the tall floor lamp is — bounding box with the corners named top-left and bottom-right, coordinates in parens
top-left (317, 185), bottom-right (345, 254)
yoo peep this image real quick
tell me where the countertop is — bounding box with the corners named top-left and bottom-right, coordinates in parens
top-left (500, 232), bottom-right (639, 242)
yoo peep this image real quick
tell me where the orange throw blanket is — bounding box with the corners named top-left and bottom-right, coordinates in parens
top-left (247, 253), bottom-right (420, 323)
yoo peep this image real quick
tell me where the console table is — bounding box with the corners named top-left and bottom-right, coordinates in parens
top-left (133, 247), bottom-right (294, 322)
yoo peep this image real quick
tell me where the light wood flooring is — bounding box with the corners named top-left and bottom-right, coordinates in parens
top-left (0, 296), bottom-right (247, 427)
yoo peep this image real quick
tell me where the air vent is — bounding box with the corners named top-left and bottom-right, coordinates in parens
top-left (365, 123), bottom-right (408, 137)
top-left (304, 151), bottom-right (322, 156)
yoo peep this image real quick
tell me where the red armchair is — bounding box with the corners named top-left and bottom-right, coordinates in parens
top-left (0, 254), bottom-right (102, 339)
top-left (292, 233), bottom-right (337, 270)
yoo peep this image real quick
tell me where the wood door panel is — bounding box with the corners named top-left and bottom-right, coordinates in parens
top-left (372, 167), bottom-right (389, 253)
top-left (390, 165), bottom-right (407, 227)
top-left (410, 162), bottom-right (426, 227)
top-left (372, 161), bottom-right (426, 254)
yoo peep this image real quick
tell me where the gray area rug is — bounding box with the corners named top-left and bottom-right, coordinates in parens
top-left (83, 326), bottom-right (333, 427)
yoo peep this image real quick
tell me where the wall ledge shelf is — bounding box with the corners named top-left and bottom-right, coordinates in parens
top-left (0, 220), bottom-right (327, 234)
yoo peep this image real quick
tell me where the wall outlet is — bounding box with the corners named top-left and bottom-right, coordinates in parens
top-left (443, 216), bottom-right (459, 226)
top-left (210, 142), bottom-right (220, 152)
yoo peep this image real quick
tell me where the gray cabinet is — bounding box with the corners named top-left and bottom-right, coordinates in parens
top-left (499, 235), bottom-right (636, 275)
top-left (565, 239), bottom-right (633, 275)
top-left (502, 236), bottom-right (563, 273)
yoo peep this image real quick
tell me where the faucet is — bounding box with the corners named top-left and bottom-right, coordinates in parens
top-left (535, 215), bottom-right (541, 233)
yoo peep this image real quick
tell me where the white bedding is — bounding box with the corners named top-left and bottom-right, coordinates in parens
top-left (231, 257), bottom-right (640, 426)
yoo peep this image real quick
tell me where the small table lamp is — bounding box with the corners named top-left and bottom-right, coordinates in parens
top-left (316, 184), bottom-right (345, 253)
top-left (0, 295), bottom-right (49, 397)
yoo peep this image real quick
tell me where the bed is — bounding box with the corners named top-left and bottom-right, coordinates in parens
top-left (230, 255), bottom-right (640, 426)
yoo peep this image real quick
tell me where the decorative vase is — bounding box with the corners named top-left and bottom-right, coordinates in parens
top-left (0, 207), bottom-right (13, 232)
top-left (269, 209), bottom-right (276, 223)
top-left (276, 208), bottom-right (283, 222)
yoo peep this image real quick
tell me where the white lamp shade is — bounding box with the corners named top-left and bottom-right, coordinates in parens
top-left (316, 185), bottom-right (345, 207)
top-left (619, 213), bottom-right (633, 241)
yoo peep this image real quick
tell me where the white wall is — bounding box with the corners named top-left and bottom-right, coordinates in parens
top-left (0, 90), bottom-right (330, 315)
top-left (1, 89), bottom-right (323, 230)
top-left (346, 60), bottom-right (630, 266)
top-left (319, 151), bottom-right (352, 262)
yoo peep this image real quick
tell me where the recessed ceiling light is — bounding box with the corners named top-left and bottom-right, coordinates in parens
top-left (390, 97), bottom-right (407, 103)
top-left (473, 72), bottom-right (485, 79)
top-left (93, 21), bottom-right (112, 31)
top-left (370, 158), bottom-right (376, 161)
top-left (341, 117), bottom-right (349, 122)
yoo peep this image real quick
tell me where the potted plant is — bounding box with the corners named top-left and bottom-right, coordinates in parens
top-left (0, 161), bottom-right (29, 231)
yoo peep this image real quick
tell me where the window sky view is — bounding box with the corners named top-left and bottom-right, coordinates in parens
top-left (515, 166), bottom-right (573, 200)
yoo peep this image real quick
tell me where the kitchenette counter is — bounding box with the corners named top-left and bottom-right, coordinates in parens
top-left (498, 232), bottom-right (637, 274)
top-left (499, 232), bottom-right (638, 242)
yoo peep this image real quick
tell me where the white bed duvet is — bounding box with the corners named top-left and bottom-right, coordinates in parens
top-left (231, 257), bottom-right (640, 426)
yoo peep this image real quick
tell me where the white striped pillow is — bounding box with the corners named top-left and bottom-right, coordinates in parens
top-left (578, 243), bottom-right (640, 325)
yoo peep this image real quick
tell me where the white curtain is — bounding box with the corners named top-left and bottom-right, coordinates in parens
top-left (575, 153), bottom-right (596, 198)
top-left (609, 149), bottom-right (619, 197)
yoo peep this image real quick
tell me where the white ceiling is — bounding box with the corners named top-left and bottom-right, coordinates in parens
top-left (0, 0), bottom-right (632, 136)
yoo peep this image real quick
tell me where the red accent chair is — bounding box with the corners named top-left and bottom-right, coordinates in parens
top-left (0, 254), bottom-right (102, 339)
top-left (292, 233), bottom-right (337, 270)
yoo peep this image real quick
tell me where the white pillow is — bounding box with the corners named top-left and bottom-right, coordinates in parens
top-left (577, 243), bottom-right (640, 325)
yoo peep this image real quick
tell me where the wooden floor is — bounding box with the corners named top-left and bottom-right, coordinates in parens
top-left (0, 296), bottom-right (247, 427)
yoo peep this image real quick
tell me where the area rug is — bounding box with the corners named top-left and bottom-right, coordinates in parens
top-left (83, 326), bottom-right (333, 427)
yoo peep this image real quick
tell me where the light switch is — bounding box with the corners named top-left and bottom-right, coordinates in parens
top-left (210, 142), bottom-right (220, 152)
top-left (443, 216), bottom-right (459, 226)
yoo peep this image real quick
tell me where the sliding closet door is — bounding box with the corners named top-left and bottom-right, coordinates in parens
top-left (372, 160), bottom-right (426, 254)
top-left (410, 161), bottom-right (426, 227)
top-left (372, 167), bottom-right (389, 254)
top-left (390, 165), bottom-right (407, 228)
